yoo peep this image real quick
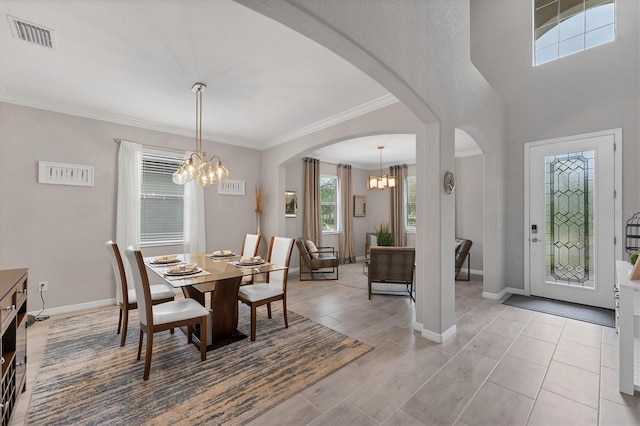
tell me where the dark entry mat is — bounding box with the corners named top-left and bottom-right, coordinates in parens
top-left (503, 294), bottom-right (614, 328)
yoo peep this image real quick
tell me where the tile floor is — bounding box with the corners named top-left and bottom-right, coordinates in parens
top-left (10, 263), bottom-right (640, 425)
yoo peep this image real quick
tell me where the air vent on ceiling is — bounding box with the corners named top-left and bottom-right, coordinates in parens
top-left (7, 15), bottom-right (54, 48)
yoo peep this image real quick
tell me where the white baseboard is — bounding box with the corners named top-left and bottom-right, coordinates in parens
top-left (413, 322), bottom-right (457, 343)
top-left (29, 298), bottom-right (116, 317)
top-left (469, 268), bottom-right (484, 276)
top-left (482, 287), bottom-right (526, 301)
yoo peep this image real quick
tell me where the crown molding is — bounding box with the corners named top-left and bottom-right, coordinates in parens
top-left (263, 93), bottom-right (399, 149)
top-left (0, 90), bottom-right (258, 149)
top-left (455, 148), bottom-right (483, 158)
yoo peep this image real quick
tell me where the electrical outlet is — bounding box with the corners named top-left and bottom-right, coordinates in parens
top-left (38, 281), bottom-right (48, 292)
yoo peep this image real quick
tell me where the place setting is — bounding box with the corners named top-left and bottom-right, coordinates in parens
top-left (147, 254), bottom-right (182, 265)
top-left (162, 262), bottom-right (211, 281)
top-left (229, 255), bottom-right (267, 268)
top-left (207, 249), bottom-right (236, 259)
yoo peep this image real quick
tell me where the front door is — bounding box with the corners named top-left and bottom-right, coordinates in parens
top-left (527, 133), bottom-right (616, 309)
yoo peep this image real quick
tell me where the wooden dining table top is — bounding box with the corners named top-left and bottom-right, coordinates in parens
top-left (144, 251), bottom-right (287, 293)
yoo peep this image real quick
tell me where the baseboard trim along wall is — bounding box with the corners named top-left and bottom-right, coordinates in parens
top-left (28, 298), bottom-right (117, 318)
top-left (482, 287), bottom-right (526, 301)
top-left (414, 322), bottom-right (457, 343)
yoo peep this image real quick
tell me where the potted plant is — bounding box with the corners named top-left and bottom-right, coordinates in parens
top-left (630, 250), bottom-right (639, 266)
top-left (375, 223), bottom-right (395, 246)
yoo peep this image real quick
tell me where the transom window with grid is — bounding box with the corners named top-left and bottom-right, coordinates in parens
top-left (140, 151), bottom-right (185, 246)
top-left (534, 0), bottom-right (615, 66)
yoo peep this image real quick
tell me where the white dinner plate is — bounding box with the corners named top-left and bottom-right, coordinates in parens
top-left (165, 267), bottom-right (202, 276)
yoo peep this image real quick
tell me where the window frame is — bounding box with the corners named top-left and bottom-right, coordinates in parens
top-left (139, 149), bottom-right (186, 247)
top-left (533, 0), bottom-right (615, 66)
top-left (405, 176), bottom-right (417, 233)
top-left (320, 174), bottom-right (339, 234)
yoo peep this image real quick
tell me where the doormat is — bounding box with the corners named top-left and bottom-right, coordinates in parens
top-left (503, 294), bottom-right (614, 328)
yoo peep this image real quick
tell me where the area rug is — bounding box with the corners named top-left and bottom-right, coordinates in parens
top-left (503, 294), bottom-right (615, 327)
top-left (26, 307), bottom-right (372, 425)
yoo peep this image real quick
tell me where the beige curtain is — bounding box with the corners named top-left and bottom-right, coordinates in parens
top-left (303, 158), bottom-right (322, 244)
top-left (390, 164), bottom-right (408, 246)
top-left (337, 164), bottom-right (356, 263)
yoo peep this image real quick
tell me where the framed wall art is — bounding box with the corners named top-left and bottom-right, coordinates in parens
top-left (285, 191), bottom-right (297, 217)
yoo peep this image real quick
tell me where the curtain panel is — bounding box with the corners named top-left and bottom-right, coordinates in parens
top-left (303, 158), bottom-right (322, 245)
top-left (390, 164), bottom-right (408, 246)
top-left (337, 163), bottom-right (356, 263)
top-left (116, 140), bottom-right (142, 290)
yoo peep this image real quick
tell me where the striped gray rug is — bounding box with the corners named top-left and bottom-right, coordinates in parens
top-left (27, 307), bottom-right (372, 425)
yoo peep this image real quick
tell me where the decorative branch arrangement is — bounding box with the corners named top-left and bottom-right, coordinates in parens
top-left (255, 184), bottom-right (263, 213)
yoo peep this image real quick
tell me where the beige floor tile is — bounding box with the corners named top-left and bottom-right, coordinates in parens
top-left (381, 409), bottom-right (424, 425)
top-left (301, 362), bottom-right (372, 412)
top-left (348, 369), bottom-right (425, 423)
top-left (552, 338), bottom-right (601, 373)
top-left (542, 360), bottom-right (600, 408)
top-left (246, 394), bottom-right (322, 426)
top-left (522, 320), bottom-right (563, 344)
top-left (561, 323), bottom-right (602, 349)
top-left (508, 334), bottom-right (556, 367)
top-left (386, 345), bottom-right (451, 383)
top-left (602, 326), bottom-right (618, 346)
top-left (531, 311), bottom-right (567, 327)
top-left (438, 346), bottom-right (498, 389)
top-left (459, 381), bottom-right (533, 426)
top-left (485, 317), bottom-right (526, 339)
top-left (488, 354), bottom-right (547, 399)
top-left (439, 330), bottom-right (476, 356)
top-left (499, 306), bottom-right (535, 324)
top-left (309, 400), bottom-right (378, 426)
top-left (527, 389), bottom-right (597, 425)
top-left (355, 340), bottom-right (411, 375)
top-left (601, 343), bottom-right (619, 370)
top-left (599, 397), bottom-right (640, 426)
top-left (401, 370), bottom-right (476, 425)
top-left (455, 312), bottom-right (492, 335)
top-left (600, 366), bottom-right (640, 409)
top-left (466, 330), bottom-right (514, 361)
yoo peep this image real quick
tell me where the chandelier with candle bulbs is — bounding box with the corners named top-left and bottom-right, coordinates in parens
top-left (172, 83), bottom-right (229, 187)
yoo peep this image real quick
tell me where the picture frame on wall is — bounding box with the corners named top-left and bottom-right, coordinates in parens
top-left (285, 191), bottom-right (297, 217)
top-left (354, 195), bottom-right (366, 217)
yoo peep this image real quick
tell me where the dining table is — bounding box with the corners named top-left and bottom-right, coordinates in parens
top-left (144, 251), bottom-right (287, 350)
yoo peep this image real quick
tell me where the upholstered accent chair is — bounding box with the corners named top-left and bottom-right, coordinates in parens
top-left (455, 238), bottom-right (473, 280)
top-left (296, 238), bottom-right (339, 280)
top-left (368, 246), bottom-right (416, 300)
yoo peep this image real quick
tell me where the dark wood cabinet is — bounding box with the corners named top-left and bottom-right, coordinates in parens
top-left (0, 269), bottom-right (27, 426)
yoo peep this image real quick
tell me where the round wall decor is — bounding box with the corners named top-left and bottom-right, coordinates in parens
top-left (443, 171), bottom-right (455, 194)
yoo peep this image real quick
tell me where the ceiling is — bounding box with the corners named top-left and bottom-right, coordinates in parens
top-left (0, 0), bottom-right (478, 169)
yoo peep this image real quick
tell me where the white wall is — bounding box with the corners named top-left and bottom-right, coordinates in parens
top-left (455, 155), bottom-right (484, 272)
top-left (470, 0), bottom-right (640, 289)
top-left (0, 103), bottom-right (261, 311)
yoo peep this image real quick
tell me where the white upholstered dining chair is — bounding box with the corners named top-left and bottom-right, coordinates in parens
top-left (105, 241), bottom-right (175, 347)
top-left (240, 233), bottom-right (262, 284)
top-left (238, 236), bottom-right (294, 341)
top-left (125, 246), bottom-right (210, 380)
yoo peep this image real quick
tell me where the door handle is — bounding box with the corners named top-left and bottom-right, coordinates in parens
top-left (531, 238), bottom-right (540, 242)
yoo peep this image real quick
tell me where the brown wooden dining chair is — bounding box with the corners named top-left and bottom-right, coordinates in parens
top-left (238, 236), bottom-right (295, 341)
top-left (105, 241), bottom-right (175, 347)
top-left (125, 246), bottom-right (210, 380)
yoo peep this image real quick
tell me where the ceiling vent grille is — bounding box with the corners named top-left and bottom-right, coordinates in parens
top-left (7, 16), bottom-right (54, 48)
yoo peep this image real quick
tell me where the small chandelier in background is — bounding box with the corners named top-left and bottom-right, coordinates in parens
top-left (172, 83), bottom-right (229, 187)
top-left (367, 146), bottom-right (397, 190)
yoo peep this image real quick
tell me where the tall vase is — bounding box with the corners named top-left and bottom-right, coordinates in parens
top-left (255, 211), bottom-right (262, 237)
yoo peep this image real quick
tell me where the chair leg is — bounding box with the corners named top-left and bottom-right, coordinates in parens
top-left (143, 332), bottom-right (153, 381)
top-left (117, 307), bottom-right (123, 334)
top-left (137, 330), bottom-right (143, 360)
top-left (200, 316), bottom-right (207, 361)
top-left (267, 302), bottom-right (272, 319)
top-left (251, 304), bottom-right (257, 341)
top-left (282, 298), bottom-right (288, 329)
top-left (120, 308), bottom-right (129, 347)
top-left (187, 325), bottom-right (193, 343)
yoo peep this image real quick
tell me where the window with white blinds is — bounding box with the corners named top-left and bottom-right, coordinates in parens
top-left (140, 152), bottom-right (185, 245)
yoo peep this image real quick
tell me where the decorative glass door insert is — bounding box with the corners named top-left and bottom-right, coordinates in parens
top-left (545, 150), bottom-right (595, 288)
